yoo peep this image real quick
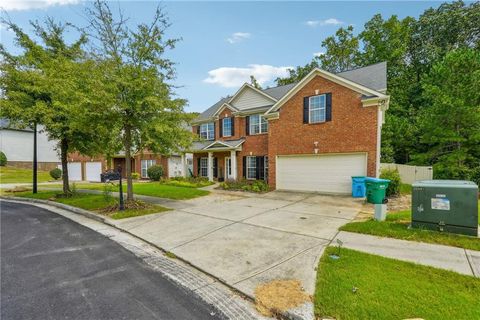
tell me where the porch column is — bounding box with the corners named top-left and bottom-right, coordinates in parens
top-left (230, 150), bottom-right (237, 180)
top-left (207, 152), bottom-right (213, 181)
top-left (181, 153), bottom-right (187, 177)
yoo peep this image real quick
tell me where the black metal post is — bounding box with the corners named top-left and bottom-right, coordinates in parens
top-left (117, 165), bottom-right (124, 211)
top-left (33, 122), bottom-right (38, 194)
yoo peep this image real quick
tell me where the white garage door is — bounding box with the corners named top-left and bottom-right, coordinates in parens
top-left (67, 162), bottom-right (82, 181)
top-left (85, 162), bottom-right (102, 182)
top-left (276, 153), bottom-right (367, 194)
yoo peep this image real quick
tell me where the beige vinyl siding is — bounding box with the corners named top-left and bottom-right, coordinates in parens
top-left (230, 87), bottom-right (275, 110)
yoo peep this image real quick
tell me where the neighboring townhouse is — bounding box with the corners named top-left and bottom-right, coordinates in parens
top-left (0, 119), bottom-right (60, 170)
top-left (67, 152), bottom-right (192, 182)
top-left (191, 62), bottom-right (390, 194)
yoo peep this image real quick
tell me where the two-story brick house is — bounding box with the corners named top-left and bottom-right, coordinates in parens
top-left (192, 62), bottom-right (389, 194)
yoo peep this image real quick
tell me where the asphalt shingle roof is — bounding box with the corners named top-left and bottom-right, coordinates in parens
top-left (195, 62), bottom-right (387, 122)
top-left (337, 62), bottom-right (387, 92)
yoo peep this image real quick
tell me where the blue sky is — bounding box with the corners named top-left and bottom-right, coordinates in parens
top-left (1, 1), bottom-right (444, 112)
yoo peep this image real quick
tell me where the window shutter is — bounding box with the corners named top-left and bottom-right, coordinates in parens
top-left (219, 119), bottom-right (223, 138)
top-left (303, 97), bottom-right (309, 124)
top-left (197, 157), bottom-right (201, 175)
top-left (213, 157), bottom-right (218, 178)
top-left (242, 156), bottom-right (246, 178)
top-left (245, 116), bottom-right (250, 135)
top-left (231, 117), bottom-right (235, 136)
top-left (326, 93), bottom-right (332, 122)
top-left (257, 156), bottom-right (265, 180)
top-left (213, 122), bottom-right (216, 140)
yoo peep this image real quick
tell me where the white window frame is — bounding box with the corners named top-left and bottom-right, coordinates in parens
top-left (200, 122), bottom-right (215, 140)
top-left (141, 159), bottom-right (156, 178)
top-left (309, 94), bottom-right (326, 124)
top-left (200, 157), bottom-right (208, 177)
top-left (249, 114), bottom-right (268, 135)
top-left (246, 156), bottom-right (257, 180)
top-left (222, 118), bottom-right (232, 137)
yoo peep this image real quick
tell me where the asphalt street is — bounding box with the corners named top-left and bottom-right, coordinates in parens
top-left (0, 201), bottom-right (224, 320)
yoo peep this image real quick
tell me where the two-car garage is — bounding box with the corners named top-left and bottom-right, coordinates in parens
top-left (63, 162), bottom-right (103, 182)
top-left (276, 153), bottom-right (367, 194)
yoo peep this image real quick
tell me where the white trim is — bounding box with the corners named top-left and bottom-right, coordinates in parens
top-left (199, 122), bottom-right (215, 141)
top-left (212, 103), bottom-right (238, 117)
top-left (376, 105), bottom-right (382, 178)
top-left (308, 94), bottom-right (326, 124)
top-left (246, 155), bottom-right (257, 180)
top-left (362, 96), bottom-right (390, 108)
top-left (266, 68), bottom-right (388, 115)
top-left (225, 157), bottom-right (231, 179)
top-left (221, 117), bottom-right (233, 137)
top-left (248, 114), bottom-right (268, 135)
top-left (228, 83), bottom-right (278, 105)
top-left (204, 140), bottom-right (231, 149)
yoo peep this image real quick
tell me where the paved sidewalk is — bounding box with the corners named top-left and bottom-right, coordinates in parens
top-left (334, 231), bottom-right (480, 277)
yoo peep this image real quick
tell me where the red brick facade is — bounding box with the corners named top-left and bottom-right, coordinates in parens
top-left (193, 74), bottom-right (379, 189)
top-left (267, 75), bottom-right (378, 188)
top-left (68, 151), bottom-right (168, 180)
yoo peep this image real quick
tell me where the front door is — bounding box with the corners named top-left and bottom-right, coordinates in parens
top-left (225, 157), bottom-right (231, 180)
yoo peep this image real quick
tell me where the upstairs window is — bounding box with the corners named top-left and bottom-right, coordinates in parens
top-left (200, 122), bottom-right (215, 140)
top-left (222, 118), bottom-right (232, 137)
top-left (309, 95), bottom-right (326, 124)
top-left (249, 114), bottom-right (268, 134)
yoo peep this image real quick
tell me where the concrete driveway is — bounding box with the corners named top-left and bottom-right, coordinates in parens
top-left (112, 190), bottom-right (363, 298)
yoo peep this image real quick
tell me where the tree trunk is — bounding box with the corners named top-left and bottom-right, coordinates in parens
top-left (124, 126), bottom-right (134, 201)
top-left (60, 138), bottom-right (71, 195)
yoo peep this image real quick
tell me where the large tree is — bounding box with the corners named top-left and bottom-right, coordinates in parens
top-left (415, 49), bottom-right (480, 179)
top-left (0, 19), bottom-right (110, 195)
top-left (85, 0), bottom-right (192, 201)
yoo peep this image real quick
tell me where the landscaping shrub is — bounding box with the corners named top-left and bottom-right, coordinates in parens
top-left (0, 151), bottom-right (7, 166)
top-left (162, 176), bottom-right (213, 188)
top-left (147, 165), bottom-right (164, 181)
top-left (380, 168), bottom-right (401, 197)
top-left (219, 178), bottom-right (269, 193)
top-left (49, 168), bottom-right (62, 180)
top-left (131, 172), bottom-right (140, 180)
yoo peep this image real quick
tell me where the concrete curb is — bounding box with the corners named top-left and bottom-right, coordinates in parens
top-left (1, 196), bottom-right (312, 319)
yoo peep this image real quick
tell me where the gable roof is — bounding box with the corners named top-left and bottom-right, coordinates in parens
top-left (266, 65), bottom-right (389, 114)
top-left (337, 62), bottom-right (387, 92)
top-left (195, 62), bottom-right (387, 122)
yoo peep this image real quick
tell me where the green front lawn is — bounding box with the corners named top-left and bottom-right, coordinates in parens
top-left (315, 247), bottom-right (480, 320)
top-left (47, 181), bottom-right (210, 200)
top-left (340, 208), bottom-right (480, 251)
top-left (0, 166), bottom-right (52, 184)
top-left (11, 191), bottom-right (169, 219)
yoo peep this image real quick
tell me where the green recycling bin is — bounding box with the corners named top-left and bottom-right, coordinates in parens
top-left (365, 177), bottom-right (390, 204)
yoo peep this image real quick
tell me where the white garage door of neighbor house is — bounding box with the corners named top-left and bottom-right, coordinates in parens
top-left (276, 153), bottom-right (367, 194)
top-left (168, 156), bottom-right (183, 178)
top-left (67, 162), bottom-right (82, 181)
top-left (85, 162), bottom-right (102, 182)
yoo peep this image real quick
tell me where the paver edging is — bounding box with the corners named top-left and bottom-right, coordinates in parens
top-left (1, 196), bottom-right (312, 319)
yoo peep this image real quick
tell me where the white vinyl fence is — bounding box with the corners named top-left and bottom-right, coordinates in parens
top-left (380, 163), bottom-right (433, 184)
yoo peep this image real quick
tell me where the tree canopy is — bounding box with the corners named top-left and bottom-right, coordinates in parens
top-left (275, 0), bottom-right (480, 180)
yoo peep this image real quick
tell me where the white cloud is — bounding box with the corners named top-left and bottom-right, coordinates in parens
top-left (226, 32), bottom-right (251, 44)
top-left (305, 18), bottom-right (344, 27)
top-left (313, 51), bottom-right (325, 57)
top-left (1, 0), bottom-right (79, 11)
top-left (204, 64), bottom-right (292, 88)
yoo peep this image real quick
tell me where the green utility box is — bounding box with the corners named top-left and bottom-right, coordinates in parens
top-left (411, 180), bottom-right (478, 236)
top-left (365, 177), bottom-right (390, 204)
